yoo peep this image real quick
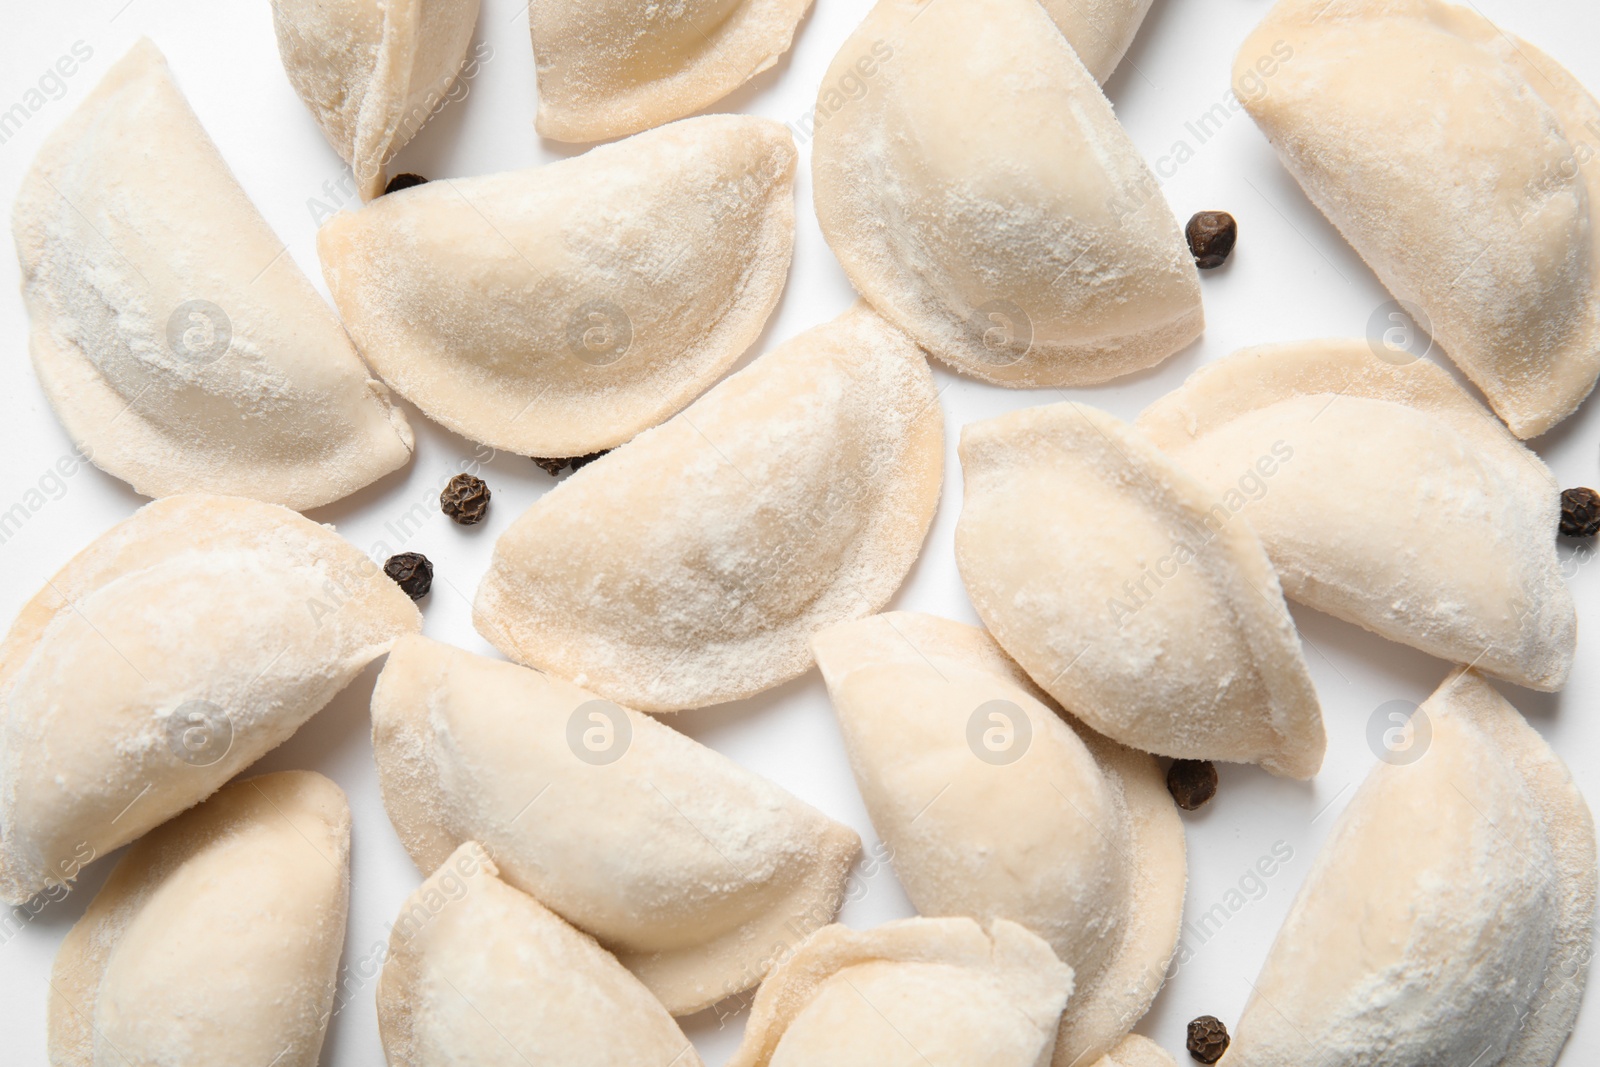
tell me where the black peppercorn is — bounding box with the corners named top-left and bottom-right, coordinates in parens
top-left (384, 553), bottom-right (433, 600)
top-left (531, 451), bottom-right (610, 476)
top-left (1559, 487), bottom-right (1600, 538)
top-left (1187, 1016), bottom-right (1230, 1064)
top-left (1186, 211), bottom-right (1238, 270)
top-left (440, 473), bottom-right (491, 525)
top-left (1167, 759), bottom-right (1219, 811)
top-left (383, 173), bottom-right (429, 195)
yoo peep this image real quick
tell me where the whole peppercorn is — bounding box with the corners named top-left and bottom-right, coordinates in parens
top-left (383, 173), bottom-right (429, 195)
top-left (531, 451), bottom-right (610, 476)
top-left (1559, 487), bottom-right (1600, 538)
top-left (1187, 1016), bottom-right (1230, 1064)
top-left (440, 473), bottom-right (491, 525)
top-left (1167, 759), bottom-right (1219, 811)
top-left (384, 553), bottom-right (433, 600)
top-left (1186, 211), bottom-right (1238, 270)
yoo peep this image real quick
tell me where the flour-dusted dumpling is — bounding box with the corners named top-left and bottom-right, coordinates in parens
top-left (0, 495), bottom-right (419, 906)
top-left (529, 0), bottom-right (813, 142)
top-left (370, 636), bottom-right (861, 1014)
top-left (1040, 0), bottom-right (1156, 83)
top-left (1226, 669), bottom-right (1597, 1066)
top-left (379, 842), bottom-right (703, 1066)
top-left (956, 403), bottom-right (1324, 777)
top-left (474, 304), bottom-right (942, 711)
top-left (813, 0), bottom-right (1201, 388)
top-left (1138, 341), bottom-right (1576, 692)
top-left (319, 116), bottom-right (796, 458)
top-left (49, 772), bottom-right (351, 1067)
top-left (728, 917), bottom-right (1074, 1067)
top-left (1236, 0), bottom-right (1600, 439)
top-left (272, 0), bottom-right (480, 200)
top-left (812, 613), bottom-right (1185, 1067)
top-left (12, 41), bottom-right (414, 510)
top-left (1092, 1035), bottom-right (1177, 1067)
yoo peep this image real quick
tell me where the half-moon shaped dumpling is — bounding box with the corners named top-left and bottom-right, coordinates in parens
top-left (49, 771), bottom-right (351, 1067)
top-left (813, 0), bottom-right (1202, 388)
top-left (319, 115), bottom-right (796, 458)
top-left (1041, 0), bottom-right (1156, 83)
top-left (1236, 0), bottom-right (1600, 439)
top-left (0, 495), bottom-right (419, 906)
top-left (727, 917), bottom-right (1075, 1067)
top-left (271, 0), bottom-right (481, 200)
top-left (1093, 1035), bottom-right (1177, 1067)
top-left (529, 0), bottom-right (813, 142)
top-left (12, 40), bottom-right (414, 510)
top-left (474, 304), bottom-right (942, 711)
top-left (370, 636), bottom-right (862, 1014)
top-left (956, 402), bottom-right (1325, 777)
top-left (1137, 341), bottom-right (1576, 692)
top-left (378, 842), bottom-right (704, 1067)
top-left (812, 612), bottom-right (1185, 1067)
top-left (1225, 669), bottom-right (1597, 1066)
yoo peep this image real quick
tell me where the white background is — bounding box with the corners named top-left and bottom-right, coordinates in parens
top-left (3, 0), bottom-right (1599, 1063)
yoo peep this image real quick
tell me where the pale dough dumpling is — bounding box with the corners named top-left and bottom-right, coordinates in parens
top-left (271, 0), bottom-right (480, 199)
top-left (1092, 1035), bottom-right (1177, 1067)
top-left (474, 304), bottom-right (943, 711)
top-left (0, 495), bottom-right (419, 906)
top-left (1040, 0), bottom-right (1156, 83)
top-left (956, 403), bottom-right (1325, 777)
top-left (1226, 669), bottom-right (1597, 1066)
top-left (529, 0), bottom-right (813, 142)
top-left (319, 115), bottom-right (796, 458)
top-left (1138, 341), bottom-right (1576, 692)
top-left (378, 842), bottom-right (704, 1067)
top-left (11, 40), bottom-right (414, 510)
top-left (812, 612), bottom-right (1185, 1067)
top-left (813, 0), bottom-right (1202, 388)
top-left (49, 771), bottom-right (351, 1067)
top-left (1236, 0), bottom-right (1600, 439)
top-left (728, 917), bottom-right (1074, 1067)
top-left (370, 636), bottom-right (861, 1014)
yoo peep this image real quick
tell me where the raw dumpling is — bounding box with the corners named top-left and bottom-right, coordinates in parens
top-left (812, 612), bottom-right (1185, 1067)
top-left (0, 495), bottom-right (419, 906)
top-left (727, 917), bottom-right (1074, 1067)
top-left (474, 304), bottom-right (943, 711)
top-left (1092, 1035), bottom-right (1176, 1067)
top-left (529, 0), bottom-right (813, 142)
top-left (271, 0), bottom-right (481, 200)
top-left (1236, 0), bottom-right (1600, 438)
top-left (1137, 341), bottom-right (1576, 691)
top-left (319, 115), bottom-right (796, 458)
top-left (1040, 0), bottom-right (1155, 83)
top-left (49, 771), bottom-right (351, 1067)
top-left (813, 0), bottom-right (1201, 388)
top-left (1225, 669), bottom-right (1597, 1066)
top-left (955, 402), bottom-right (1325, 777)
top-left (12, 40), bottom-right (414, 510)
top-left (370, 636), bottom-right (861, 1014)
top-left (378, 842), bottom-right (703, 1066)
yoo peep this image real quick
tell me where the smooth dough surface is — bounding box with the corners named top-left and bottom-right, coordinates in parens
top-left (1236, 0), bottom-right (1600, 438)
top-left (812, 0), bottom-right (1201, 388)
top-left (49, 771), bottom-right (351, 1067)
top-left (1226, 669), bottom-right (1597, 1066)
top-left (11, 40), bottom-right (414, 510)
top-left (319, 115), bottom-right (796, 458)
top-left (728, 917), bottom-right (1074, 1067)
top-left (1090, 1035), bottom-right (1177, 1067)
top-left (370, 636), bottom-right (861, 1015)
top-left (529, 0), bottom-right (814, 142)
top-left (1138, 341), bottom-right (1576, 691)
top-left (956, 402), bottom-right (1325, 777)
top-left (1040, 0), bottom-right (1156, 83)
top-left (378, 842), bottom-right (704, 1067)
top-left (271, 0), bottom-right (480, 199)
top-left (473, 303), bottom-right (943, 711)
top-left (0, 495), bottom-right (419, 906)
top-left (812, 612), bottom-right (1185, 1067)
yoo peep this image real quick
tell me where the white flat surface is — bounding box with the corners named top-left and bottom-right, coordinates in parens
top-left (2, 0), bottom-right (1599, 1063)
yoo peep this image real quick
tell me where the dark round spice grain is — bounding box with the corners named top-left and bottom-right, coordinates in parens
top-left (531, 450), bottom-right (610, 476)
top-left (1559, 487), bottom-right (1600, 538)
top-left (440, 473), bottom-right (491, 525)
top-left (1167, 759), bottom-right (1218, 811)
top-left (1186, 211), bottom-right (1238, 270)
top-left (1187, 1016), bottom-right (1230, 1064)
top-left (384, 553), bottom-right (433, 600)
top-left (383, 173), bottom-right (429, 195)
